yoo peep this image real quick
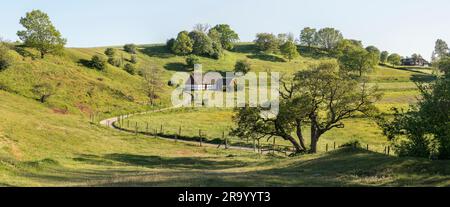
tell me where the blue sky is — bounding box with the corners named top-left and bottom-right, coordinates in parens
top-left (1, 0), bottom-right (449, 59)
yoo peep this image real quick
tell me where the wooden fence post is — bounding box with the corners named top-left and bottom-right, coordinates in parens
top-left (160, 124), bottom-right (163, 134)
top-left (334, 142), bottom-right (336, 150)
top-left (223, 131), bottom-right (228, 149)
top-left (366, 144), bottom-right (369, 151)
top-left (273, 138), bottom-right (276, 154)
top-left (199, 129), bottom-right (202, 147)
top-left (179, 126), bottom-right (182, 137)
top-left (326, 144), bottom-right (329, 152)
top-left (146, 122), bottom-right (149, 133)
top-left (387, 146), bottom-right (390, 155)
top-left (135, 122), bottom-right (138, 135)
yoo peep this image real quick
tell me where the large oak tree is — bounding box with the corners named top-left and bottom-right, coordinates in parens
top-left (231, 61), bottom-right (381, 153)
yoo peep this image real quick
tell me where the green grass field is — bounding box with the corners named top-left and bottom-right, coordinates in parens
top-left (1, 43), bottom-right (447, 186)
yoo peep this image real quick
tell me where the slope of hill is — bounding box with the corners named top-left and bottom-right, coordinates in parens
top-left (1, 43), bottom-right (446, 187)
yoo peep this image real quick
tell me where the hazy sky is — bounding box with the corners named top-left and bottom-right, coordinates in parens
top-left (1, 0), bottom-right (449, 59)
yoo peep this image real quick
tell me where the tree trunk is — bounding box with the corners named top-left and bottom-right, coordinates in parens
top-left (310, 135), bottom-right (319, 153)
top-left (309, 123), bottom-right (321, 153)
top-left (40, 51), bottom-right (45, 59)
top-left (295, 119), bottom-right (307, 150)
top-left (283, 134), bottom-right (303, 153)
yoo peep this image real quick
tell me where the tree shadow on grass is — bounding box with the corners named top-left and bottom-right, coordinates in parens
top-left (410, 74), bottom-right (437, 83)
top-left (74, 153), bottom-right (248, 170)
top-left (14, 46), bottom-right (38, 60)
top-left (232, 44), bottom-right (259, 54)
top-left (164, 62), bottom-right (192, 72)
top-left (247, 54), bottom-right (285, 63)
top-left (77, 59), bottom-right (92, 68)
top-left (298, 46), bottom-right (333, 59)
top-left (140, 45), bottom-right (175, 59)
top-left (11, 149), bottom-right (450, 186)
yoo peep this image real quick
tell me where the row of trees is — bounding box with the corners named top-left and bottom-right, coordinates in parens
top-left (299, 27), bottom-right (406, 67)
top-left (253, 33), bottom-right (300, 61)
top-left (300, 27), bottom-right (344, 50)
top-left (167, 24), bottom-right (239, 59)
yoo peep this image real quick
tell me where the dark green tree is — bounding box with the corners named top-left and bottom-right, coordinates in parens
top-left (124, 44), bottom-right (138, 54)
top-left (254, 33), bottom-right (280, 53)
top-left (104, 48), bottom-right (116, 57)
top-left (0, 43), bottom-right (12, 70)
top-left (388, 53), bottom-right (402, 66)
top-left (211, 24), bottom-right (239, 50)
top-left (172, 31), bottom-right (193, 55)
top-left (380, 51), bottom-right (389, 63)
top-left (124, 63), bottom-right (136, 75)
top-left (380, 60), bottom-right (450, 159)
top-left (280, 40), bottom-right (300, 62)
top-left (300, 27), bottom-right (317, 47)
top-left (186, 55), bottom-right (200, 68)
top-left (234, 59), bottom-right (252, 74)
top-left (189, 31), bottom-right (214, 56)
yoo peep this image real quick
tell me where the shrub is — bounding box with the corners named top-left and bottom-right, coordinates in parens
top-left (32, 83), bottom-right (55, 103)
top-left (90, 55), bottom-right (107, 71)
top-left (339, 140), bottom-right (362, 149)
top-left (108, 57), bottom-right (122, 67)
top-left (0, 43), bottom-right (12, 71)
top-left (130, 55), bottom-right (138, 64)
top-left (166, 38), bottom-right (176, 51)
top-left (104, 48), bottom-right (116, 57)
top-left (186, 55), bottom-right (200, 68)
top-left (124, 63), bottom-right (136, 75)
top-left (124, 44), bottom-right (137, 54)
top-left (234, 60), bottom-right (251, 74)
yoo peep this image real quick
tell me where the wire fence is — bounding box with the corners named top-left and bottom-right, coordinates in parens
top-left (110, 116), bottom-right (394, 156)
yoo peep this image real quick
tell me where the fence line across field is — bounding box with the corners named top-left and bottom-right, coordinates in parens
top-left (113, 119), bottom-right (393, 156)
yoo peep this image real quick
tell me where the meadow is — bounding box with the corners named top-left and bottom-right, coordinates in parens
top-left (1, 43), bottom-right (447, 187)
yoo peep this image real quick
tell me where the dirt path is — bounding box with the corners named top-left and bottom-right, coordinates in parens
top-left (99, 107), bottom-right (258, 152)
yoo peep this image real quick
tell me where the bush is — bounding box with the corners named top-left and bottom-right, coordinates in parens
top-left (124, 63), bottom-right (136, 75)
top-left (234, 60), bottom-right (252, 74)
top-left (124, 44), bottom-right (137, 54)
top-left (186, 55), bottom-right (200, 68)
top-left (0, 43), bottom-right (12, 71)
top-left (90, 55), bottom-right (107, 71)
top-left (104, 48), bottom-right (116, 57)
top-left (339, 140), bottom-right (361, 149)
top-left (32, 83), bottom-right (55, 103)
top-left (108, 57), bottom-right (122, 67)
top-left (130, 55), bottom-right (138, 64)
top-left (166, 38), bottom-right (176, 51)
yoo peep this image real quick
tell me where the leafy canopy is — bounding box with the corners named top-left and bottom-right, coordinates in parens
top-left (17, 10), bottom-right (66, 58)
top-left (211, 24), bottom-right (239, 50)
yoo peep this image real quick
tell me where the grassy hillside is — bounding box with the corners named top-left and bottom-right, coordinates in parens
top-left (1, 43), bottom-right (445, 186)
top-left (1, 91), bottom-right (450, 187)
